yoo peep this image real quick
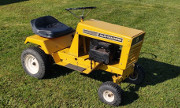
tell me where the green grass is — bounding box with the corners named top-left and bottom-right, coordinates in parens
top-left (0, 0), bottom-right (180, 107)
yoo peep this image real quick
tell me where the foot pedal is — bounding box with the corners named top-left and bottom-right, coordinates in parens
top-left (65, 63), bottom-right (85, 72)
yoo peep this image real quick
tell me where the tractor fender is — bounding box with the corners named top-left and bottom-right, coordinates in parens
top-left (24, 34), bottom-right (73, 54)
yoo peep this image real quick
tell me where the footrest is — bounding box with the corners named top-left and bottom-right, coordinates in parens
top-left (65, 63), bottom-right (85, 72)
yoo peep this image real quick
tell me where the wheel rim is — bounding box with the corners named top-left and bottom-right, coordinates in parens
top-left (103, 90), bottom-right (114, 102)
top-left (129, 70), bottom-right (138, 81)
top-left (24, 54), bottom-right (39, 74)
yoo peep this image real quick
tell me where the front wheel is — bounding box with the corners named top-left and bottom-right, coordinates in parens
top-left (98, 81), bottom-right (122, 106)
top-left (126, 64), bottom-right (145, 85)
top-left (21, 47), bottom-right (49, 79)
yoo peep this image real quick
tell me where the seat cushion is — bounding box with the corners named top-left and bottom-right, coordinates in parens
top-left (31, 16), bottom-right (74, 38)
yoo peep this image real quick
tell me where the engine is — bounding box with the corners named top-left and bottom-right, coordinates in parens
top-left (89, 39), bottom-right (120, 64)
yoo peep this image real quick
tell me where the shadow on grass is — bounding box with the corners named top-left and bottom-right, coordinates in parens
top-left (85, 58), bottom-right (180, 86)
top-left (45, 64), bottom-right (73, 79)
top-left (46, 58), bottom-right (179, 105)
top-left (81, 58), bottom-right (180, 105)
top-left (0, 0), bottom-right (28, 5)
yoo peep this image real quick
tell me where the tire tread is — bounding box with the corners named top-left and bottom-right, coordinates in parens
top-left (98, 81), bottom-right (122, 106)
top-left (21, 47), bottom-right (49, 79)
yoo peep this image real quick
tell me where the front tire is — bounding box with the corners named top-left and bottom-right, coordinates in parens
top-left (98, 81), bottom-right (122, 106)
top-left (21, 47), bottom-right (49, 79)
top-left (126, 64), bottom-right (145, 84)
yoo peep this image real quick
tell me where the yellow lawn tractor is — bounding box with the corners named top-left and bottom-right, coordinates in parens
top-left (21, 7), bottom-right (145, 106)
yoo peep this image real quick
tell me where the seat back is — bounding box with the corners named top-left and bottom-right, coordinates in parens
top-left (30, 16), bottom-right (74, 38)
top-left (31, 16), bottom-right (59, 29)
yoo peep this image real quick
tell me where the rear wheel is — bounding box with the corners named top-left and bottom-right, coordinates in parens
top-left (21, 47), bottom-right (49, 79)
top-left (126, 64), bottom-right (145, 84)
top-left (98, 81), bottom-right (122, 106)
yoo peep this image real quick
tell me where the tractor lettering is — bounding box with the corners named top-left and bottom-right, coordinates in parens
top-left (83, 29), bottom-right (123, 43)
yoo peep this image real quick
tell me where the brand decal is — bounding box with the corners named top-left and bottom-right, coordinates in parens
top-left (83, 29), bottom-right (123, 43)
top-left (131, 33), bottom-right (144, 46)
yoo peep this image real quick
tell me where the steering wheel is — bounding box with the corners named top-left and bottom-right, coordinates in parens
top-left (65, 7), bottom-right (96, 20)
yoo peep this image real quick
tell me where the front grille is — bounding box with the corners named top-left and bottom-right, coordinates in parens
top-left (127, 41), bottom-right (143, 66)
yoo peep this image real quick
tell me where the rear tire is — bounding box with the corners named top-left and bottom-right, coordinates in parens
top-left (126, 64), bottom-right (145, 84)
top-left (98, 81), bottom-right (122, 106)
top-left (21, 47), bottom-right (49, 79)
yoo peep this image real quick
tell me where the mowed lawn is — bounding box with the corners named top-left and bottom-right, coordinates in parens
top-left (0, 0), bottom-right (180, 107)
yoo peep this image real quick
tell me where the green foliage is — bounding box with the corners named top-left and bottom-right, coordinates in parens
top-left (0, 0), bottom-right (179, 107)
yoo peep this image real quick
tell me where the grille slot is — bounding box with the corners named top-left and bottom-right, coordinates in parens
top-left (127, 42), bottom-right (142, 66)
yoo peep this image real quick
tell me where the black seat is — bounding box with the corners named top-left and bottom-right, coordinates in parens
top-left (31, 16), bottom-right (74, 38)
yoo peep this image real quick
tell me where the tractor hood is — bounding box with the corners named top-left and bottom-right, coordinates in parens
top-left (77, 19), bottom-right (144, 45)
